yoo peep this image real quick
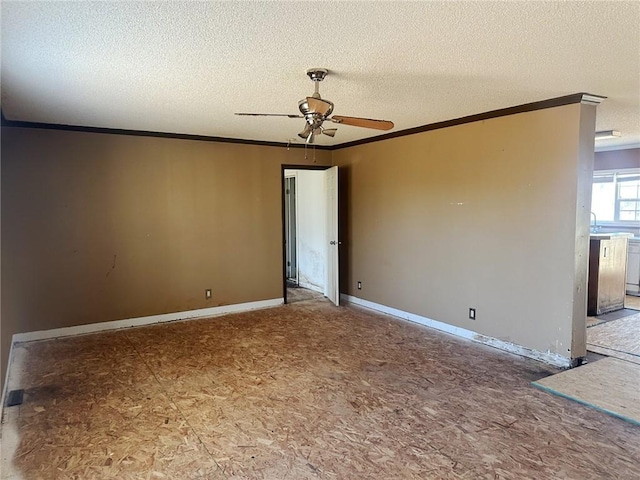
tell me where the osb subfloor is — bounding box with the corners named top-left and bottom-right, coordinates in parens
top-left (626, 294), bottom-right (640, 311)
top-left (586, 296), bottom-right (640, 328)
top-left (2, 297), bottom-right (640, 479)
top-left (587, 312), bottom-right (640, 365)
top-left (533, 357), bottom-right (640, 425)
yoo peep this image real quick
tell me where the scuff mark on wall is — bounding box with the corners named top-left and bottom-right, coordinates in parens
top-left (105, 254), bottom-right (117, 277)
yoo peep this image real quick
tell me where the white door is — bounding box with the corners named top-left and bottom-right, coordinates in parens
top-left (324, 166), bottom-right (340, 305)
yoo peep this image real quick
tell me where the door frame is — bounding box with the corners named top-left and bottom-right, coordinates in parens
top-left (284, 172), bottom-right (298, 283)
top-left (281, 164), bottom-right (334, 304)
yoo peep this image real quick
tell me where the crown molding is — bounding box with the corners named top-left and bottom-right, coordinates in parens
top-left (0, 111), bottom-right (332, 150)
top-left (333, 93), bottom-right (606, 149)
top-left (2, 93), bottom-right (606, 151)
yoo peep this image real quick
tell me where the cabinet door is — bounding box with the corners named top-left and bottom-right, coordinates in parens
top-left (597, 238), bottom-right (627, 314)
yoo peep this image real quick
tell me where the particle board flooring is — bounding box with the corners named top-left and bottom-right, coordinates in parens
top-left (625, 294), bottom-right (640, 311)
top-left (2, 296), bottom-right (640, 479)
top-left (587, 312), bottom-right (640, 365)
top-left (586, 295), bottom-right (640, 328)
top-left (533, 357), bottom-right (640, 425)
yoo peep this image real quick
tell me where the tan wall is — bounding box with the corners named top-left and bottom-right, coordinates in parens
top-left (1, 101), bottom-right (596, 388)
top-left (1, 127), bottom-right (330, 385)
top-left (333, 103), bottom-right (593, 360)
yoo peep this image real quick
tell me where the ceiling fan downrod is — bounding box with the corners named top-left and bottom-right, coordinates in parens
top-left (307, 68), bottom-right (328, 99)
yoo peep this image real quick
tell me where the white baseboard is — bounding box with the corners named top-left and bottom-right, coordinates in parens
top-left (1, 340), bottom-right (17, 413)
top-left (340, 294), bottom-right (571, 368)
top-left (12, 297), bottom-right (284, 344)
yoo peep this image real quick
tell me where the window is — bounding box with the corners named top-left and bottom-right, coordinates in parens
top-left (591, 169), bottom-right (640, 223)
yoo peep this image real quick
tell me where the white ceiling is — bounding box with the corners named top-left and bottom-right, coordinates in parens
top-left (2, 1), bottom-right (639, 149)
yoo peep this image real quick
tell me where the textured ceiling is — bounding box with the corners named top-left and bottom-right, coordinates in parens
top-left (2, 1), bottom-right (639, 149)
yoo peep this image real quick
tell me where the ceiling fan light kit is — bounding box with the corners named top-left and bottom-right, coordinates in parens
top-left (235, 68), bottom-right (394, 144)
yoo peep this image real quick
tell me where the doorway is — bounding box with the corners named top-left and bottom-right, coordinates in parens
top-left (284, 175), bottom-right (297, 284)
top-left (586, 167), bottom-right (640, 364)
top-left (282, 165), bottom-right (339, 305)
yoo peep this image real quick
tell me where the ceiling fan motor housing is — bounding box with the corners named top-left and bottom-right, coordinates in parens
top-left (298, 97), bottom-right (334, 128)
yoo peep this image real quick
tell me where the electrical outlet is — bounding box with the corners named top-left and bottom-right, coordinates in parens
top-left (357, 281), bottom-right (362, 290)
top-left (469, 308), bottom-right (476, 320)
top-left (205, 289), bottom-right (212, 299)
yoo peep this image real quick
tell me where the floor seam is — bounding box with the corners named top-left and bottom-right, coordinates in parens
top-left (123, 335), bottom-right (225, 476)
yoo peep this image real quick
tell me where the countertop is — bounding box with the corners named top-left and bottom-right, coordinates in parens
top-left (590, 232), bottom-right (635, 240)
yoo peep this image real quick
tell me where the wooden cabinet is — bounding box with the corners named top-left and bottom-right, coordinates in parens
top-left (588, 235), bottom-right (631, 316)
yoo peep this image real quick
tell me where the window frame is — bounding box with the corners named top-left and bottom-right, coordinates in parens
top-left (592, 168), bottom-right (640, 226)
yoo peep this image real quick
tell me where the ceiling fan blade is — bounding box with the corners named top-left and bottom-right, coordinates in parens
top-left (235, 113), bottom-right (303, 119)
top-left (322, 128), bottom-right (337, 137)
top-left (330, 115), bottom-right (394, 130)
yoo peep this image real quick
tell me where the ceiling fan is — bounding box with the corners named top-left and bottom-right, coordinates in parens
top-left (235, 68), bottom-right (394, 144)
